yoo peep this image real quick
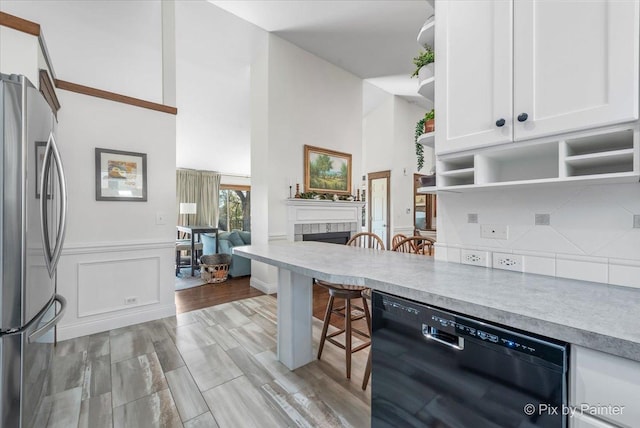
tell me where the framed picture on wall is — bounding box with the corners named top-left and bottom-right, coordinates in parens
top-left (95, 148), bottom-right (147, 201)
top-left (304, 145), bottom-right (352, 195)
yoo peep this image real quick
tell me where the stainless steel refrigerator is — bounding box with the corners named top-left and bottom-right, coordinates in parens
top-left (0, 74), bottom-right (68, 427)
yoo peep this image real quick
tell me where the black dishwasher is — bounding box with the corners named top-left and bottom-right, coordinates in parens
top-left (371, 291), bottom-right (568, 428)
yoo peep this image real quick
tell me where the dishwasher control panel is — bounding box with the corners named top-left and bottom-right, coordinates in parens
top-left (374, 291), bottom-right (567, 365)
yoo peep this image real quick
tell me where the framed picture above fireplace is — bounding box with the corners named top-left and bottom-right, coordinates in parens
top-left (304, 145), bottom-right (352, 195)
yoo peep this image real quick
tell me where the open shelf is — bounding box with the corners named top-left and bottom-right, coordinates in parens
top-left (417, 132), bottom-right (435, 148)
top-left (562, 128), bottom-right (637, 178)
top-left (417, 186), bottom-right (438, 194)
top-left (438, 155), bottom-right (475, 187)
top-left (476, 142), bottom-right (559, 184)
top-left (417, 17), bottom-right (435, 48)
top-left (418, 76), bottom-right (434, 100)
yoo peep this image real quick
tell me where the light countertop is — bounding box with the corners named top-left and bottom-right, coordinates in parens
top-left (234, 241), bottom-right (640, 362)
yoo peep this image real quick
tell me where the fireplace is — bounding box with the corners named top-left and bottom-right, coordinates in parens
top-left (303, 231), bottom-right (351, 245)
top-left (286, 199), bottom-right (365, 242)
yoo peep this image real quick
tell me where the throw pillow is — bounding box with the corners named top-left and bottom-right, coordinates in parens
top-left (218, 231), bottom-right (232, 241)
top-left (227, 231), bottom-right (244, 247)
top-left (238, 230), bottom-right (251, 245)
top-left (218, 238), bottom-right (232, 253)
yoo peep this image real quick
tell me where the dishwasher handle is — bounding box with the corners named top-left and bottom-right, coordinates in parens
top-left (422, 324), bottom-right (465, 351)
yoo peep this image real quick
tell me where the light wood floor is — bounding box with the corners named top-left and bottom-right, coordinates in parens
top-left (176, 276), bottom-right (369, 331)
top-left (41, 294), bottom-right (371, 427)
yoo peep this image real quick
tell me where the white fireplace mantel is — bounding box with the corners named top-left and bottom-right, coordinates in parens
top-left (285, 199), bottom-right (365, 241)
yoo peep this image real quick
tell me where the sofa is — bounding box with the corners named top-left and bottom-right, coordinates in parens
top-left (201, 230), bottom-right (251, 277)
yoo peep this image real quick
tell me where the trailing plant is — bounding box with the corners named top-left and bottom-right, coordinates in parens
top-left (411, 47), bottom-right (435, 78)
top-left (415, 117), bottom-right (426, 171)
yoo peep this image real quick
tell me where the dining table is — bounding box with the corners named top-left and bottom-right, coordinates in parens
top-left (176, 225), bottom-right (218, 276)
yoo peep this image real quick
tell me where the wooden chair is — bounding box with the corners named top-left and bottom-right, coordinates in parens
top-left (391, 233), bottom-right (408, 250)
top-left (316, 231), bottom-right (384, 379)
top-left (392, 236), bottom-right (435, 255)
top-left (347, 232), bottom-right (385, 250)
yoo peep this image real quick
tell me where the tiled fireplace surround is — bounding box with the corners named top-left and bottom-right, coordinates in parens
top-left (285, 199), bottom-right (365, 242)
top-left (293, 222), bottom-right (358, 241)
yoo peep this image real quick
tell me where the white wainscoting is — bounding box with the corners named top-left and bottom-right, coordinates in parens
top-left (56, 240), bottom-right (176, 340)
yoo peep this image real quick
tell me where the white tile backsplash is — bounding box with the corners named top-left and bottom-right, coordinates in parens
top-left (556, 257), bottom-right (608, 283)
top-left (609, 259), bottom-right (640, 289)
top-left (522, 255), bottom-right (556, 277)
top-left (437, 182), bottom-right (640, 287)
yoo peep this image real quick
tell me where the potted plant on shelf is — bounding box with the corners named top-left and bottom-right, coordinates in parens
top-left (411, 46), bottom-right (435, 80)
top-left (424, 109), bottom-right (435, 133)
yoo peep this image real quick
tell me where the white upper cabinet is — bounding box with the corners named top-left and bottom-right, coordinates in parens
top-left (514, 0), bottom-right (639, 141)
top-left (436, 0), bottom-right (640, 155)
top-left (435, 0), bottom-right (513, 155)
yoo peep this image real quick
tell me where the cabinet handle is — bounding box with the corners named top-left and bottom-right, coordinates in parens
top-left (517, 113), bottom-right (528, 122)
top-left (495, 118), bottom-right (506, 127)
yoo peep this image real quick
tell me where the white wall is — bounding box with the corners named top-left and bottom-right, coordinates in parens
top-left (175, 1), bottom-right (263, 176)
top-left (1, 0), bottom-right (164, 102)
top-left (362, 89), bottom-right (430, 238)
top-left (56, 91), bottom-right (176, 339)
top-left (436, 183), bottom-right (640, 288)
top-left (250, 34), bottom-right (364, 293)
top-left (1, 2), bottom-right (177, 338)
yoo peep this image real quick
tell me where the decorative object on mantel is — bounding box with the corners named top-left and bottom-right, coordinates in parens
top-left (411, 46), bottom-right (434, 78)
top-left (95, 148), bottom-right (147, 201)
top-left (295, 183), bottom-right (301, 198)
top-left (304, 145), bottom-right (352, 195)
top-left (295, 192), bottom-right (356, 201)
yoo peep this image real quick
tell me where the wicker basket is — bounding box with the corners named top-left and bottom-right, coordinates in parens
top-left (200, 254), bottom-right (232, 283)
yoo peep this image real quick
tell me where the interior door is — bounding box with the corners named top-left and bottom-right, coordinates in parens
top-left (368, 171), bottom-right (390, 249)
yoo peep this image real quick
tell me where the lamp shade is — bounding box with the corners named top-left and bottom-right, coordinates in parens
top-left (179, 203), bottom-right (197, 215)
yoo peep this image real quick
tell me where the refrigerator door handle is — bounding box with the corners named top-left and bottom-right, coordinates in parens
top-left (28, 294), bottom-right (66, 343)
top-left (39, 132), bottom-right (68, 277)
top-left (40, 135), bottom-right (54, 276)
top-left (49, 133), bottom-right (68, 274)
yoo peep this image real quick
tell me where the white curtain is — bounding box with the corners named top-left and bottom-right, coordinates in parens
top-left (176, 169), bottom-right (221, 227)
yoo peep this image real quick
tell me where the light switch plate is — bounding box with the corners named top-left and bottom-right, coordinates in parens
top-left (156, 212), bottom-right (167, 225)
top-left (493, 253), bottom-right (523, 272)
top-left (481, 224), bottom-right (508, 240)
top-left (468, 213), bottom-right (478, 223)
top-left (634, 215), bottom-right (640, 228)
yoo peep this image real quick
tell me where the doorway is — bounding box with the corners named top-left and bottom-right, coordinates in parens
top-left (368, 170), bottom-right (390, 249)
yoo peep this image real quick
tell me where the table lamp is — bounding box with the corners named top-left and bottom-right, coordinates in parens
top-left (179, 202), bottom-right (197, 226)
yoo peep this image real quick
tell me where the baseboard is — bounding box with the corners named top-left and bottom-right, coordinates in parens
top-left (57, 303), bottom-right (176, 341)
top-left (250, 276), bottom-right (277, 294)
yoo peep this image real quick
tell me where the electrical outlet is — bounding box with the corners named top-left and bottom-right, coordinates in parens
top-left (124, 296), bottom-right (138, 305)
top-left (480, 225), bottom-right (508, 240)
top-left (492, 253), bottom-right (523, 272)
top-left (467, 213), bottom-right (478, 224)
top-left (461, 249), bottom-right (492, 267)
top-left (535, 214), bottom-right (551, 226)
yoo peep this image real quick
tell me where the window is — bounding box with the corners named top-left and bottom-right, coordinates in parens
top-left (219, 185), bottom-right (250, 231)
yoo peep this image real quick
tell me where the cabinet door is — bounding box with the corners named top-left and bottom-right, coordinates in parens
top-left (514, 0), bottom-right (640, 141)
top-left (435, 0), bottom-right (513, 155)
